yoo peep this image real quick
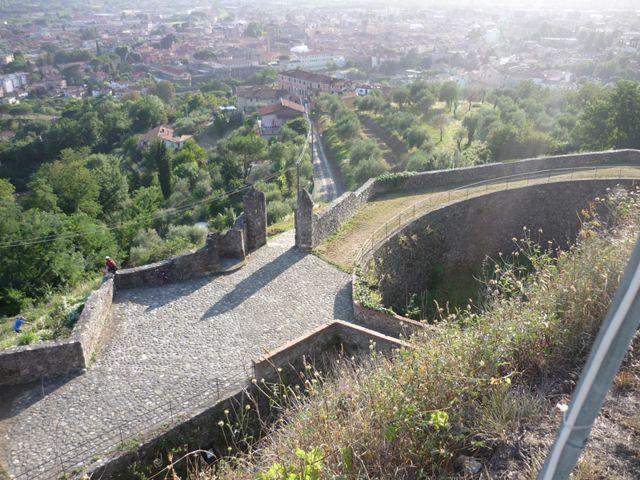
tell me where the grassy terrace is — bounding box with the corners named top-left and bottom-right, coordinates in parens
top-left (0, 276), bottom-right (102, 349)
top-left (314, 165), bottom-right (640, 271)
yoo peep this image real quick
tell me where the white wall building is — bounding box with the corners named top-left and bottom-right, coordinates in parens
top-left (284, 52), bottom-right (345, 71)
top-left (0, 73), bottom-right (28, 94)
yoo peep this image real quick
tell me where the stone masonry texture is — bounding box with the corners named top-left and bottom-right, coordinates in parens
top-left (297, 149), bottom-right (640, 252)
top-left (0, 231), bottom-right (353, 479)
top-left (243, 186), bottom-right (267, 252)
top-left (370, 180), bottom-right (635, 311)
top-left (0, 279), bottom-right (114, 387)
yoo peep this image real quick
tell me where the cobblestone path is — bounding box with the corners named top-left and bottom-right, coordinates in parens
top-left (0, 231), bottom-right (353, 478)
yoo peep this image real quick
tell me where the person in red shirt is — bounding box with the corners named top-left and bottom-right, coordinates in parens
top-left (105, 256), bottom-right (118, 275)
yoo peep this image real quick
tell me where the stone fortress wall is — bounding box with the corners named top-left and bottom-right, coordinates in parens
top-left (0, 187), bottom-right (268, 388)
top-left (364, 179), bottom-right (637, 314)
top-left (296, 149), bottom-right (640, 250)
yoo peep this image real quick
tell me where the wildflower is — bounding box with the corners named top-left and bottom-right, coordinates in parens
top-left (251, 378), bottom-right (257, 384)
top-left (217, 420), bottom-right (224, 427)
top-left (224, 409), bottom-right (229, 415)
top-left (245, 404), bottom-right (251, 410)
top-left (556, 402), bottom-right (569, 413)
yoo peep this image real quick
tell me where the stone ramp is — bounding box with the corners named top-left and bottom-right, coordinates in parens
top-left (0, 230), bottom-right (353, 478)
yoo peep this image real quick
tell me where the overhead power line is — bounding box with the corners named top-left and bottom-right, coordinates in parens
top-left (0, 130), bottom-right (311, 250)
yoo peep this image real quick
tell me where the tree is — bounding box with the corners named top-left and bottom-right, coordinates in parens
top-left (433, 114), bottom-right (449, 143)
top-left (148, 140), bottom-right (172, 200)
top-left (392, 87), bottom-right (410, 108)
top-left (29, 148), bottom-right (101, 216)
top-left (0, 178), bottom-right (15, 202)
top-left (87, 154), bottom-right (130, 217)
top-left (416, 91), bottom-right (436, 117)
top-left (284, 117), bottom-right (309, 137)
top-left (243, 22), bottom-right (264, 38)
top-left (172, 140), bottom-right (207, 185)
top-left (439, 81), bottom-right (460, 112)
top-left (462, 112), bottom-right (480, 146)
top-left (405, 126), bottom-right (431, 149)
top-left (129, 95), bottom-right (168, 132)
top-left (153, 81), bottom-right (176, 104)
top-left (608, 81), bottom-right (640, 148)
top-left (225, 133), bottom-right (268, 175)
top-left (159, 34), bottom-right (177, 50)
top-left (455, 128), bottom-right (466, 151)
top-left (194, 49), bottom-right (217, 61)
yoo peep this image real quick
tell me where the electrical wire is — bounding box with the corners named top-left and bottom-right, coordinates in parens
top-left (0, 129), bottom-right (311, 250)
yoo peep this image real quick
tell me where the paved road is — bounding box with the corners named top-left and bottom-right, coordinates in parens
top-left (312, 126), bottom-right (341, 203)
top-left (0, 231), bottom-right (353, 479)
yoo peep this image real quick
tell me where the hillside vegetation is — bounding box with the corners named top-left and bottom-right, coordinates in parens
top-left (193, 187), bottom-right (640, 479)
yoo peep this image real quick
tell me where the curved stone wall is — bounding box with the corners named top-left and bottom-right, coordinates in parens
top-left (365, 180), bottom-right (636, 313)
top-left (296, 149), bottom-right (640, 250)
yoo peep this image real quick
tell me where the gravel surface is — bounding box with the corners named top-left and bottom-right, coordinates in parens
top-left (0, 231), bottom-right (352, 478)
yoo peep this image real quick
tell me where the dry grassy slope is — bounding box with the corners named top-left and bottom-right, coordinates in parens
top-left (315, 166), bottom-right (640, 271)
top-left (487, 348), bottom-right (640, 479)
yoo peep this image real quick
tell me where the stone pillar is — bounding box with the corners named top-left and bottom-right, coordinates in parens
top-left (243, 186), bottom-right (267, 253)
top-left (295, 189), bottom-right (314, 250)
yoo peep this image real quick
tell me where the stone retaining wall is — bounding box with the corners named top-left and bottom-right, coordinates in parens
top-left (295, 149), bottom-right (640, 251)
top-left (375, 149), bottom-right (640, 195)
top-left (0, 278), bottom-right (114, 387)
top-left (297, 178), bottom-right (377, 249)
top-left (368, 179), bottom-right (636, 312)
top-left (114, 233), bottom-right (223, 290)
top-left (114, 186), bottom-right (267, 290)
top-left (351, 272), bottom-right (431, 340)
top-left (252, 320), bottom-right (409, 382)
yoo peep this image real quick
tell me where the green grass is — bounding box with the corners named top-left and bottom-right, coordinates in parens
top-left (204, 188), bottom-right (640, 479)
top-left (267, 214), bottom-right (295, 238)
top-left (0, 275), bottom-right (102, 349)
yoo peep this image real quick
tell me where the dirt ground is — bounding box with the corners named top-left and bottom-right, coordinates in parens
top-left (484, 346), bottom-right (640, 479)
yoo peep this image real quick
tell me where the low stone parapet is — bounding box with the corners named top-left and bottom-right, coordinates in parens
top-left (295, 149), bottom-right (640, 252)
top-left (252, 320), bottom-right (409, 382)
top-left (0, 278), bottom-right (114, 387)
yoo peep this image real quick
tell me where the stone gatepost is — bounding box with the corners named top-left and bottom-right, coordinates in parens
top-left (243, 186), bottom-right (267, 252)
top-left (295, 189), bottom-right (314, 251)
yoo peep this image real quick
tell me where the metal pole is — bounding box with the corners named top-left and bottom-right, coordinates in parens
top-left (539, 235), bottom-right (640, 480)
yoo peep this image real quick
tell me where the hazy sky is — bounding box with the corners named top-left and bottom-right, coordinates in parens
top-left (400, 0), bottom-right (640, 9)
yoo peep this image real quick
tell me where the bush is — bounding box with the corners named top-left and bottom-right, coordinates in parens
top-left (0, 288), bottom-right (29, 316)
top-left (127, 225), bottom-right (207, 267)
top-left (352, 156), bottom-right (388, 186)
top-left (405, 152), bottom-right (433, 172)
top-left (267, 200), bottom-right (292, 225)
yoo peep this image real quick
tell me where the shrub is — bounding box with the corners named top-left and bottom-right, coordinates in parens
top-left (353, 156), bottom-right (388, 186)
top-left (128, 225), bottom-right (207, 267)
top-left (17, 329), bottom-right (39, 346)
top-left (267, 200), bottom-right (293, 225)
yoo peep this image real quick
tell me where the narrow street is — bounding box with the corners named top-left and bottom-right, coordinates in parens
top-left (311, 125), bottom-right (341, 203)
